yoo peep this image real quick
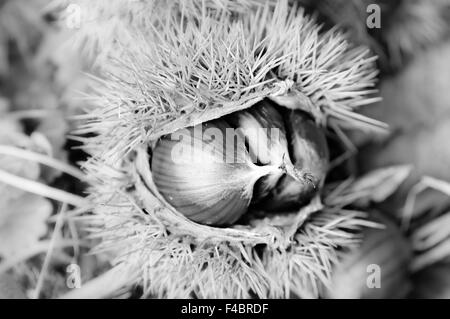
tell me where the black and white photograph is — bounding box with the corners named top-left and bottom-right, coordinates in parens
top-left (0, 0), bottom-right (450, 305)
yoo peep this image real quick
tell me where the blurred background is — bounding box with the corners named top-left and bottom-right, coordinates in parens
top-left (0, 0), bottom-right (449, 299)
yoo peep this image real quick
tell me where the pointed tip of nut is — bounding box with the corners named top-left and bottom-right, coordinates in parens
top-left (279, 153), bottom-right (317, 188)
top-left (292, 168), bottom-right (317, 188)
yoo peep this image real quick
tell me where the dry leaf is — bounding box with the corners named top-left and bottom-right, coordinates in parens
top-left (325, 165), bottom-right (412, 207)
top-left (360, 118), bottom-right (450, 214)
top-left (357, 42), bottom-right (450, 216)
top-left (0, 126), bottom-right (53, 260)
top-left (0, 193), bottom-right (52, 259)
top-left (351, 165), bottom-right (413, 204)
